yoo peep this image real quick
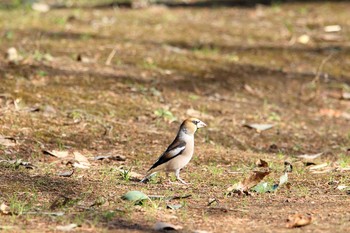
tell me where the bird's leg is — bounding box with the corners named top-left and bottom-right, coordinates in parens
top-left (175, 169), bottom-right (188, 185)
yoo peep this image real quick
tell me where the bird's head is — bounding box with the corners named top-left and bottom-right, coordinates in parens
top-left (181, 118), bottom-right (207, 135)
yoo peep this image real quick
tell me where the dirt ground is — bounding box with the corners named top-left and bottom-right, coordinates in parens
top-left (1, 1), bottom-right (350, 232)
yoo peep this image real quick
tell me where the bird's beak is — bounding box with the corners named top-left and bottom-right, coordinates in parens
top-left (197, 121), bottom-right (207, 128)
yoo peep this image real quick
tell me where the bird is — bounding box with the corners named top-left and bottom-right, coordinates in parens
top-left (140, 118), bottom-right (206, 184)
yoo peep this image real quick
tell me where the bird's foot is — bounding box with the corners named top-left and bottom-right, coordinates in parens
top-left (177, 178), bottom-right (189, 185)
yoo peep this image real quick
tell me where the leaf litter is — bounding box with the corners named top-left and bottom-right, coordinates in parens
top-left (229, 160), bottom-right (293, 194)
top-left (243, 123), bottom-right (274, 132)
top-left (0, 159), bottom-right (36, 169)
top-left (43, 150), bottom-right (69, 158)
top-left (58, 170), bottom-right (74, 177)
top-left (297, 152), bottom-right (323, 160)
top-left (73, 151), bottom-right (91, 169)
top-left (286, 213), bottom-right (312, 228)
top-left (227, 159), bottom-right (271, 195)
top-left (0, 203), bottom-right (11, 215)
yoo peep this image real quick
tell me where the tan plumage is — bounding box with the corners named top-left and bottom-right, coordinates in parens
top-left (141, 118), bottom-right (206, 184)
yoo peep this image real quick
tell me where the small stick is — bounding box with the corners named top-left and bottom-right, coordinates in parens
top-left (105, 45), bottom-right (118, 65)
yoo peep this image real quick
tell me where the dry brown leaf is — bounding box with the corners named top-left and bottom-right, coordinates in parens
top-left (324, 25), bottom-right (341, 32)
top-left (308, 162), bottom-right (334, 174)
top-left (73, 151), bottom-right (91, 169)
top-left (43, 150), bottom-right (69, 158)
top-left (243, 123), bottom-right (274, 132)
top-left (0, 203), bottom-right (10, 215)
top-left (308, 162), bottom-right (329, 170)
top-left (297, 153), bottom-right (323, 160)
top-left (228, 168), bottom-right (271, 193)
top-left (256, 159), bottom-right (268, 167)
top-left (238, 169), bottom-right (270, 191)
top-left (74, 151), bottom-right (89, 163)
top-left (286, 213), bottom-right (312, 228)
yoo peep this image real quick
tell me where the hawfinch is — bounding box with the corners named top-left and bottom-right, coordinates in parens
top-left (141, 118), bottom-right (206, 184)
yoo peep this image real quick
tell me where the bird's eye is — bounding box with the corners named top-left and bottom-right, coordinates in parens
top-left (192, 120), bottom-right (199, 125)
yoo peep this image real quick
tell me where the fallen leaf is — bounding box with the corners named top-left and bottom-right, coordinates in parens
top-left (286, 213), bottom-right (312, 228)
top-left (341, 92), bottom-right (350, 100)
top-left (147, 194), bottom-right (191, 201)
top-left (154, 222), bottom-right (183, 231)
top-left (56, 224), bottom-right (77, 231)
top-left (121, 191), bottom-right (149, 202)
top-left (25, 211), bottom-right (65, 216)
top-left (207, 198), bottom-right (218, 206)
top-left (72, 163), bottom-right (90, 169)
top-left (308, 162), bottom-right (329, 170)
top-left (94, 155), bottom-right (126, 161)
top-left (166, 204), bottom-right (183, 210)
top-left (0, 135), bottom-right (16, 147)
top-left (32, 3), bottom-right (50, 12)
top-left (310, 167), bottom-right (333, 174)
top-left (43, 150), bottom-right (69, 158)
top-left (228, 168), bottom-right (271, 193)
top-left (42, 211), bottom-right (65, 216)
top-left (256, 159), bottom-right (268, 167)
top-left (337, 185), bottom-right (349, 190)
top-left (297, 34), bottom-right (310, 44)
top-left (0, 203), bottom-right (10, 215)
top-left (297, 153), bottom-right (323, 160)
top-left (0, 159), bottom-right (35, 169)
top-left (251, 182), bottom-right (277, 193)
top-left (58, 170), bottom-right (74, 177)
top-left (251, 161), bottom-right (292, 193)
top-left (279, 172), bottom-right (288, 186)
top-left (243, 123), bottom-right (274, 132)
top-left (324, 25), bottom-right (341, 32)
top-left (73, 151), bottom-right (91, 169)
top-left (5, 47), bottom-right (22, 63)
top-left (308, 162), bottom-right (333, 174)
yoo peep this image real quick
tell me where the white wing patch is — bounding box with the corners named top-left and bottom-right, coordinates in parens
top-left (167, 145), bottom-right (186, 157)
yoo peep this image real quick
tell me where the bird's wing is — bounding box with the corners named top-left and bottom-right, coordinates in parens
top-left (148, 138), bottom-right (186, 171)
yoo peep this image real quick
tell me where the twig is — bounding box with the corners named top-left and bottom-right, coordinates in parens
top-left (105, 45), bottom-right (118, 65)
top-left (314, 52), bottom-right (334, 81)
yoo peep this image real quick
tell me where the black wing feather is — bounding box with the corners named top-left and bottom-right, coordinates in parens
top-left (148, 136), bottom-right (186, 171)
